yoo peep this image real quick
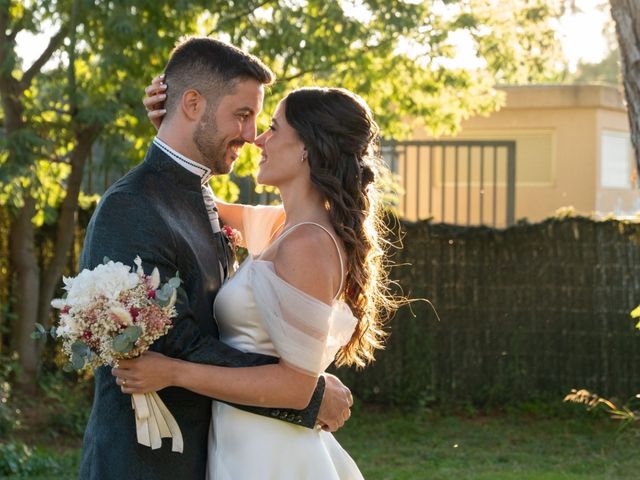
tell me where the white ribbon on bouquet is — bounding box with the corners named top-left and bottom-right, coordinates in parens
top-left (131, 393), bottom-right (184, 453)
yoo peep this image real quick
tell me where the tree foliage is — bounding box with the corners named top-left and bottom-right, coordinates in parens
top-left (0, 0), bottom-right (571, 387)
top-left (457, 0), bottom-right (569, 84)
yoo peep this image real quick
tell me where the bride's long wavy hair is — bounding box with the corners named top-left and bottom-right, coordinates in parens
top-left (284, 87), bottom-right (396, 368)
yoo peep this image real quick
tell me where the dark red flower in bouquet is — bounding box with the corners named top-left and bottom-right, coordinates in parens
top-left (129, 306), bottom-right (140, 320)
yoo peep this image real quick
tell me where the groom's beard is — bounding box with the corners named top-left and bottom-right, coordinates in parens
top-left (194, 109), bottom-right (241, 175)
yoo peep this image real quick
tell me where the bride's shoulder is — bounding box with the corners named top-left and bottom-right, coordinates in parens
top-left (271, 225), bottom-right (340, 304)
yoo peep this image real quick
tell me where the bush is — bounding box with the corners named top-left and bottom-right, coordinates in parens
top-left (0, 441), bottom-right (60, 477)
top-left (39, 371), bottom-right (92, 438)
top-left (0, 354), bottom-right (21, 437)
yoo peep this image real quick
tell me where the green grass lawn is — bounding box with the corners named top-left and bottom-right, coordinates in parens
top-left (2, 404), bottom-right (638, 479)
top-left (336, 405), bottom-right (640, 480)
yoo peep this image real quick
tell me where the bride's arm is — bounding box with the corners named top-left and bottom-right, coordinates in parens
top-left (117, 353), bottom-right (317, 409)
top-left (113, 226), bottom-right (341, 409)
top-left (212, 198), bottom-right (248, 235)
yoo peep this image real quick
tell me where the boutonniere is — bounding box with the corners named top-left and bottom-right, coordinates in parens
top-left (222, 225), bottom-right (243, 250)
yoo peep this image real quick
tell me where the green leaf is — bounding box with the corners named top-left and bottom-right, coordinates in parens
top-left (31, 323), bottom-right (47, 340)
top-left (30, 331), bottom-right (44, 341)
top-left (168, 276), bottom-right (181, 289)
top-left (71, 341), bottom-right (91, 358)
top-left (103, 256), bottom-right (111, 264)
top-left (122, 325), bottom-right (142, 342)
top-left (70, 352), bottom-right (85, 370)
top-left (113, 330), bottom-right (137, 353)
top-left (155, 283), bottom-right (174, 307)
top-left (113, 337), bottom-right (133, 354)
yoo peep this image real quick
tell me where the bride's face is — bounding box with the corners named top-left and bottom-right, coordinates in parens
top-left (254, 100), bottom-right (307, 188)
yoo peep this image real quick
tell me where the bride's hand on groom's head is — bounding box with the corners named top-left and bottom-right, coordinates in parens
top-left (316, 373), bottom-right (353, 432)
top-left (111, 351), bottom-right (174, 395)
top-left (143, 74), bottom-right (167, 131)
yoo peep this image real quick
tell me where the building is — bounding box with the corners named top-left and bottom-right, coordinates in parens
top-left (394, 84), bottom-right (638, 227)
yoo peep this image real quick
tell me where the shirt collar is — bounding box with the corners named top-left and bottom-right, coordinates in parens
top-left (152, 137), bottom-right (214, 185)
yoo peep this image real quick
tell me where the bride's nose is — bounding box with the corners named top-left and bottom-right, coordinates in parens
top-left (254, 131), bottom-right (267, 149)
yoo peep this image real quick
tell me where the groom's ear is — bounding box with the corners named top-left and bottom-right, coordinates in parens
top-left (181, 89), bottom-right (205, 121)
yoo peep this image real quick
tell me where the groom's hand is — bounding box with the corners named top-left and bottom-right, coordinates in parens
top-left (316, 373), bottom-right (353, 432)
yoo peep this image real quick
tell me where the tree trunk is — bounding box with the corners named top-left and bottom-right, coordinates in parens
top-left (610, 0), bottom-right (640, 173)
top-left (37, 126), bottom-right (101, 331)
top-left (8, 196), bottom-right (40, 392)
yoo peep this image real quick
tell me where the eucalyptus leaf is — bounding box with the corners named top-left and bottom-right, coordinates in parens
top-left (63, 363), bottom-right (75, 373)
top-left (103, 256), bottom-right (111, 264)
top-left (113, 333), bottom-right (134, 353)
top-left (30, 331), bottom-right (44, 340)
top-left (168, 277), bottom-right (181, 289)
top-left (70, 352), bottom-right (85, 370)
top-left (154, 297), bottom-right (169, 308)
top-left (31, 323), bottom-right (47, 340)
top-left (71, 341), bottom-right (91, 358)
top-left (50, 326), bottom-right (57, 339)
top-left (122, 325), bottom-right (142, 342)
top-left (155, 284), bottom-right (174, 307)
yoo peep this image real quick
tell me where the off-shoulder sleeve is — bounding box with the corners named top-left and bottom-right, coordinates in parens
top-left (248, 260), bottom-right (357, 376)
top-left (242, 205), bottom-right (285, 256)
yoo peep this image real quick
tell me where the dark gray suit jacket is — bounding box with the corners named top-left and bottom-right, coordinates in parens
top-left (78, 144), bottom-right (324, 480)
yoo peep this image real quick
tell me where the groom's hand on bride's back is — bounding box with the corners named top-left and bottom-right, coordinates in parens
top-left (316, 373), bottom-right (353, 432)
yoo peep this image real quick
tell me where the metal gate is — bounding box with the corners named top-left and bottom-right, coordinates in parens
top-left (382, 140), bottom-right (516, 228)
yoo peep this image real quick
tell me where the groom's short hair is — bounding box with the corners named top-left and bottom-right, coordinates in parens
top-left (163, 37), bottom-right (274, 118)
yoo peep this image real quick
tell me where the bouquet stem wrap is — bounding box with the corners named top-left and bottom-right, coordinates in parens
top-left (131, 393), bottom-right (184, 453)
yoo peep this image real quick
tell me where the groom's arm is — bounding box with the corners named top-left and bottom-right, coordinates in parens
top-left (81, 190), bottom-right (324, 428)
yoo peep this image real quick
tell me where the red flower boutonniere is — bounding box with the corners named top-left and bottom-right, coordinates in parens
top-left (222, 225), bottom-right (243, 250)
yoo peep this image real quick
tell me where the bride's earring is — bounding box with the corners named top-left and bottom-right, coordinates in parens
top-left (300, 149), bottom-right (307, 163)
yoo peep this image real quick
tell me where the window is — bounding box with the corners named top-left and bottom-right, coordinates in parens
top-left (600, 131), bottom-right (632, 189)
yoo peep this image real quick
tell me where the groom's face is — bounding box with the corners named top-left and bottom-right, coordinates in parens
top-left (194, 78), bottom-right (264, 174)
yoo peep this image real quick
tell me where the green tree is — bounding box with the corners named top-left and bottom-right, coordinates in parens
top-left (1, 0), bottom-right (567, 390)
top-left (572, 48), bottom-right (621, 85)
top-left (458, 0), bottom-right (569, 84)
top-left (0, 0), bottom-right (229, 390)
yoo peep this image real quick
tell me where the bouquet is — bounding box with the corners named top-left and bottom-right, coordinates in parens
top-left (36, 256), bottom-right (184, 452)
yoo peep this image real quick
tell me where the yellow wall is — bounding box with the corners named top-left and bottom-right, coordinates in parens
top-left (407, 85), bottom-right (637, 225)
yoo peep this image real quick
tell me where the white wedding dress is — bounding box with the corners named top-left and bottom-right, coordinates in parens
top-left (206, 205), bottom-right (364, 480)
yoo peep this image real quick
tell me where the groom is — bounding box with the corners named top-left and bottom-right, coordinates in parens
top-left (79, 37), bottom-right (352, 479)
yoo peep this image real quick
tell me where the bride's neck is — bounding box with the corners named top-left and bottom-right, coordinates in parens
top-left (279, 183), bottom-right (328, 227)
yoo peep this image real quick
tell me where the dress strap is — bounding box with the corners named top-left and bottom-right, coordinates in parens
top-left (271, 222), bottom-right (345, 300)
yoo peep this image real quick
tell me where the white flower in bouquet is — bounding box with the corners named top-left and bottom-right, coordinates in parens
top-left (57, 261), bottom-right (140, 308)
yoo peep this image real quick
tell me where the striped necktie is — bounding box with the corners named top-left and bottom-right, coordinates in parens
top-left (202, 185), bottom-right (228, 280)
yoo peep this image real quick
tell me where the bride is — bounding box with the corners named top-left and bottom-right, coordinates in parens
top-left (114, 84), bottom-right (394, 479)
